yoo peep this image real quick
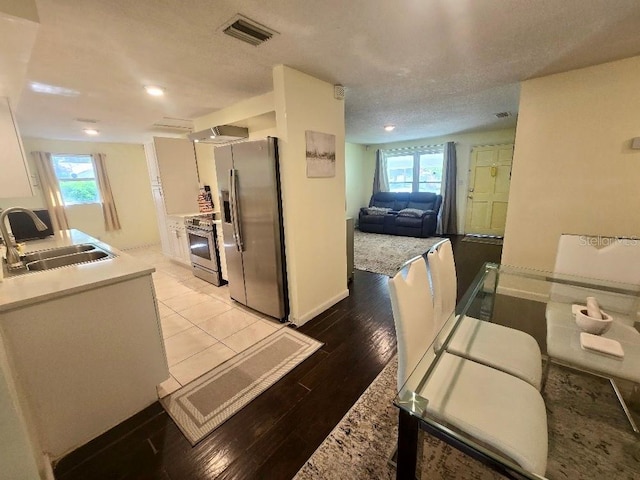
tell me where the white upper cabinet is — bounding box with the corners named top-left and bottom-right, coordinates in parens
top-left (0, 97), bottom-right (33, 198)
top-left (144, 137), bottom-right (199, 215)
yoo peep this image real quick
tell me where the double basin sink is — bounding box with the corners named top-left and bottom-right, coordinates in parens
top-left (9, 243), bottom-right (114, 275)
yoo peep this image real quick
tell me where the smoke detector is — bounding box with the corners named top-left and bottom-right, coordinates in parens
top-left (494, 111), bottom-right (512, 119)
top-left (222, 14), bottom-right (278, 46)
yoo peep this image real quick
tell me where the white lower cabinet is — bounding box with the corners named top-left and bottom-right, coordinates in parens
top-left (0, 274), bottom-right (167, 459)
top-left (166, 217), bottom-right (191, 266)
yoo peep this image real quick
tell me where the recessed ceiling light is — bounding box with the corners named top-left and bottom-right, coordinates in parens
top-left (83, 128), bottom-right (99, 135)
top-left (145, 85), bottom-right (165, 97)
top-left (384, 125), bottom-right (396, 132)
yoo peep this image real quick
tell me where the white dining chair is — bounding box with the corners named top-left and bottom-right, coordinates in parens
top-left (550, 234), bottom-right (640, 333)
top-left (427, 239), bottom-right (543, 389)
top-left (547, 233), bottom-right (640, 342)
top-left (546, 233), bottom-right (640, 431)
top-left (389, 256), bottom-right (548, 476)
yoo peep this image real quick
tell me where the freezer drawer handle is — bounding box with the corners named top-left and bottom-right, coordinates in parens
top-left (229, 168), bottom-right (244, 251)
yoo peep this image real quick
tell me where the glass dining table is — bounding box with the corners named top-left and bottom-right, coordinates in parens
top-left (394, 263), bottom-right (640, 480)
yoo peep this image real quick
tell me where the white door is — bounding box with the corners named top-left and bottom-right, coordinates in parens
top-left (465, 144), bottom-right (514, 236)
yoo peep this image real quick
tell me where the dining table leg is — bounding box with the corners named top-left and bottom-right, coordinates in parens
top-left (396, 409), bottom-right (419, 480)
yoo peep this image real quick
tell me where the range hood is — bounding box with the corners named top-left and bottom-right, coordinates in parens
top-left (188, 125), bottom-right (249, 144)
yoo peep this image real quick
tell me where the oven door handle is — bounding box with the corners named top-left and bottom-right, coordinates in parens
top-left (229, 168), bottom-right (244, 251)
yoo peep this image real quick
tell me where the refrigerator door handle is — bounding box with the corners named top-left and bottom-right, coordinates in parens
top-left (229, 168), bottom-right (244, 251)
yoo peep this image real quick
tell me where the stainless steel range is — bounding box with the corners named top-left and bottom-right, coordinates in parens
top-left (184, 213), bottom-right (223, 286)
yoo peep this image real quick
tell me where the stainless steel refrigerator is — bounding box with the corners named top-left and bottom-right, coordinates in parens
top-left (214, 137), bottom-right (288, 321)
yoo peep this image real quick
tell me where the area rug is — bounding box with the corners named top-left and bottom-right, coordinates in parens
top-left (161, 328), bottom-right (322, 445)
top-left (462, 234), bottom-right (504, 245)
top-left (294, 357), bottom-right (640, 480)
top-left (354, 230), bottom-right (445, 277)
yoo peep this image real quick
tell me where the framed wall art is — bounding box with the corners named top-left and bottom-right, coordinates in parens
top-left (306, 130), bottom-right (336, 178)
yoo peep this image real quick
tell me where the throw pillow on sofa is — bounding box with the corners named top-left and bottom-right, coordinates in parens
top-left (367, 206), bottom-right (392, 216)
top-left (397, 208), bottom-right (425, 218)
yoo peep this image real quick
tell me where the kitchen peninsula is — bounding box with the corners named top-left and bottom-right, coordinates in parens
top-left (0, 230), bottom-right (169, 463)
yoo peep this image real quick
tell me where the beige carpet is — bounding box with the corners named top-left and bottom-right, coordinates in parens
top-left (354, 230), bottom-right (445, 277)
top-left (161, 328), bottom-right (322, 445)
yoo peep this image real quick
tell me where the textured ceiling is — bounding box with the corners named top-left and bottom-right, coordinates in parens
top-left (9, 0), bottom-right (640, 144)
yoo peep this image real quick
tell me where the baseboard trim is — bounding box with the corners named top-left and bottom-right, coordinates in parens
top-left (291, 289), bottom-right (350, 327)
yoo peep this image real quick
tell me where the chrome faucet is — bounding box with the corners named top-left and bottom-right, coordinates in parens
top-left (0, 207), bottom-right (48, 269)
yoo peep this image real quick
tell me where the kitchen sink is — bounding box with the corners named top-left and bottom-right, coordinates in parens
top-left (26, 250), bottom-right (112, 271)
top-left (22, 243), bottom-right (96, 263)
top-left (3, 243), bottom-right (115, 277)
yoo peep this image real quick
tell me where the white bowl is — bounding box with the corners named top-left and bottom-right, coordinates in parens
top-left (575, 309), bottom-right (613, 335)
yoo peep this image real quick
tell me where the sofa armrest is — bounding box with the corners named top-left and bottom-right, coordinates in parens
top-left (421, 210), bottom-right (438, 236)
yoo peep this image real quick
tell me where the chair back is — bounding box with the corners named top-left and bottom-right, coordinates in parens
top-left (554, 234), bottom-right (640, 284)
top-left (552, 234), bottom-right (640, 318)
top-left (427, 239), bottom-right (458, 328)
top-left (389, 256), bottom-right (437, 390)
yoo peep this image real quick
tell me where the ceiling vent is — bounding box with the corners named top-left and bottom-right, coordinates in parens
top-left (494, 111), bottom-right (512, 119)
top-left (222, 15), bottom-right (277, 46)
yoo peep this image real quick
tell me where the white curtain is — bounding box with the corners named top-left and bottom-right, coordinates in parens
top-left (92, 153), bottom-right (121, 231)
top-left (32, 151), bottom-right (70, 232)
top-left (372, 149), bottom-right (389, 194)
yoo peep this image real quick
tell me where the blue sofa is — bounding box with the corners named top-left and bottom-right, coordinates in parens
top-left (358, 192), bottom-right (442, 238)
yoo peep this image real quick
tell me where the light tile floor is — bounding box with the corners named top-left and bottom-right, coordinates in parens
top-left (125, 245), bottom-right (284, 398)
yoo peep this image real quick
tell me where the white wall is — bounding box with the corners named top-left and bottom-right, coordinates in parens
top-left (0, 138), bottom-right (160, 249)
top-left (0, 0), bottom-right (39, 21)
top-left (502, 55), bottom-right (640, 270)
top-left (363, 128), bottom-right (516, 233)
top-left (345, 142), bottom-right (371, 221)
top-left (194, 92), bottom-right (274, 132)
top-left (274, 65), bottom-right (348, 325)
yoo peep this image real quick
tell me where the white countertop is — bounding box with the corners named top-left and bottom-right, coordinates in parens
top-left (0, 230), bottom-right (154, 313)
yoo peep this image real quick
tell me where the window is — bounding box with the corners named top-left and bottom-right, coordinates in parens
top-left (51, 154), bottom-right (100, 205)
top-left (385, 147), bottom-right (444, 194)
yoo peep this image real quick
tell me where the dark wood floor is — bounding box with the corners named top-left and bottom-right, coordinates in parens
top-left (54, 235), bottom-right (501, 480)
